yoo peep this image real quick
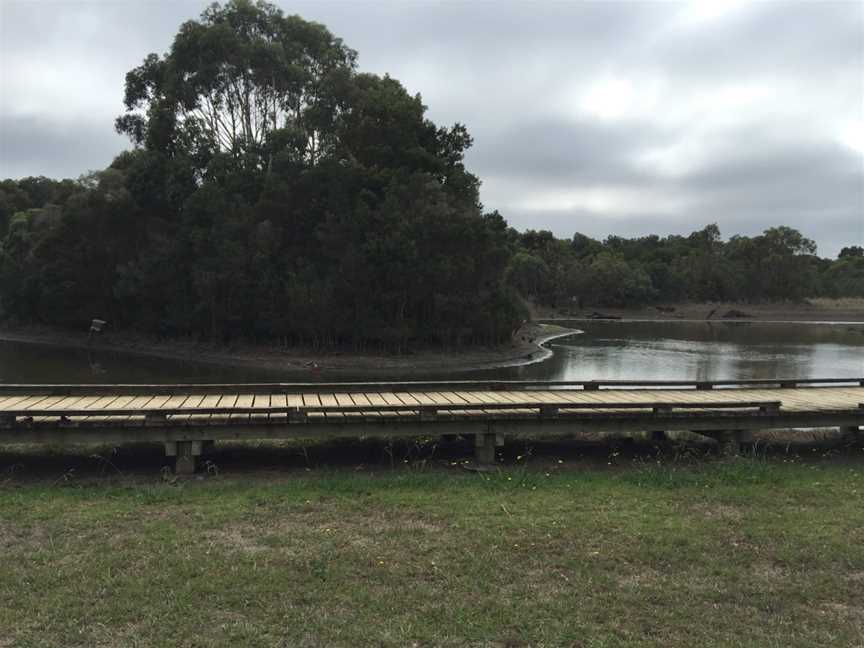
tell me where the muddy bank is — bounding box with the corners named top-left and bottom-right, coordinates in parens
top-left (537, 298), bottom-right (864, 323)
top-left (0, 322), bottom-right (580, 378)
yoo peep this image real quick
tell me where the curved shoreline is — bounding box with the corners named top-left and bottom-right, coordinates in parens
top-left (493, 327), bottom-right (582, 369)
top-left (0, 323), bottom-right (582, 378)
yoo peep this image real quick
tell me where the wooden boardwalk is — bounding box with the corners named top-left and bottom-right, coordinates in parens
top-left (1, 378), bottom-right (861, 473)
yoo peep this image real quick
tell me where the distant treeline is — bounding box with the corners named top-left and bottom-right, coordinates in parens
top-left (0, 1), bottom-right (861, 349)
top-left (508, 225), bottom-right (864, 310)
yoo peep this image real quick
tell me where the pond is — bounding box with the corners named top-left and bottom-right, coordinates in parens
top-left (0, 320), bottom-right (861, 384)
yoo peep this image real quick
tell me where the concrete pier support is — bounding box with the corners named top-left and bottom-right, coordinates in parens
top-left (165, 441), bottom-right (205, 475)
top-left (474, 432), bottom-right (502, 466)
top-left (841, 425), bottom-right (861, 445)
top-left (650, 430), bottom-right (668, 443)
top-left (717, 431), bottom-right (742, 457)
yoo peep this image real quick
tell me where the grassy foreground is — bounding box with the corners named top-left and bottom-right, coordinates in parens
top-left (1, 451), bottom-right (863, 647)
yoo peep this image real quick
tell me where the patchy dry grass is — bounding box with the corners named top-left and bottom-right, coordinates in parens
top-left (0, 447), bottom-right (863, 647)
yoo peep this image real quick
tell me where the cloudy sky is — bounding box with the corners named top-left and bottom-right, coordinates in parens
top-left (1, 0), bottom-right (862, 256)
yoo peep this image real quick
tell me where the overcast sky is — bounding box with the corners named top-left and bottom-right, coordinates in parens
top-left (1, 0), bottom-right (862, 256)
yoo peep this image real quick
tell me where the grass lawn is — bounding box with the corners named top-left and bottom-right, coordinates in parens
top-left (0, 443), bottom-right (863, 647)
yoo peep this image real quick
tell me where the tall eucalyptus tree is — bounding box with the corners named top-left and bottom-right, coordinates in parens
top-left (116, 0), bottom-right (356, 173)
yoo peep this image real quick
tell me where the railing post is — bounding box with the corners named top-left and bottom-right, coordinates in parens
top-left (583, 382), bottom-right (599, 391)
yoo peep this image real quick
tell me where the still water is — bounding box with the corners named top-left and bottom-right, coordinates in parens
top-left (505, 320), bottom-right (864, 382)
top-left (0, 321), bottom-right (861, 384)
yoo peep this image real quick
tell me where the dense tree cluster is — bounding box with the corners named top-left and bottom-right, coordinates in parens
top-left (0, 1), bottom-right (525, 350)
top-left (507, 224), bottom-right (864, 309)
top-left (0, 1), bottom-right (860, 348)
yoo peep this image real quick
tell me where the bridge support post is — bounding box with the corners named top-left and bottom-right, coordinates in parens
top-left (165, 441), bottom-right (203, 475)
top-left (649, 405), bottom-right (672, 444)
top-left (649, 430), bottom-right (668, 443)
top-left (474, 432), bottom-right (501, 466)
top-left (840, 426), bottom-right (861, 445)
top-left (717, 431), bottom-right (743, 457)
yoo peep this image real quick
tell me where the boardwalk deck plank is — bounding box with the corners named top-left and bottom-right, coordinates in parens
top-left (269, 393), bottom-right (287, 424)
top-left (318, 394), bottom-right (345, 422)
top-left (75, 395), bottom-right (124, 424)
top-left (190, 394), bottom-right (221, 424)
top-left (348, 393), bottom-right (380, 418)
top-left (31, 395), bottom-right (93, 423)
top-left (286, 393), bottom-right (305, 408)
top-left (167, 395), bottom-right (206, 424)
top-left (210, 394), bottom-right (237, 425)
top-left (81, 395), bottom-right (136, 424)
top-left (250, 394), bottom-right (271, 423)
top-left (231, 395), bottom-right (255, 424)
top-left (366, 392), bottom-right (399, 418)
top-left (0, 385), bottom-right (860, 432)
top-left (302, 393), bottom-right (324, 420)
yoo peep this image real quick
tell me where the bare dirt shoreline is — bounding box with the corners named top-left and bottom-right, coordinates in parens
top-left (0, 322), bottom-right (580, 378)
top-left (536, 298), bottom-right (864, 323)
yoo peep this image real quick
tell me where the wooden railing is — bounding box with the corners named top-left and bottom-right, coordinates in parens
top-left (0, 377), bottom-right (860, 396)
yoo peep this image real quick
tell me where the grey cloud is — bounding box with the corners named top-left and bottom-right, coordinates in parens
top-left (652, 1), bottom-right (864, 81)
top-left (680, 137), bottom-right (862, 205)
top-left (466, 117), bottom-right (669, 187)
top-left (0, 115), bottom-right (125, 179)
